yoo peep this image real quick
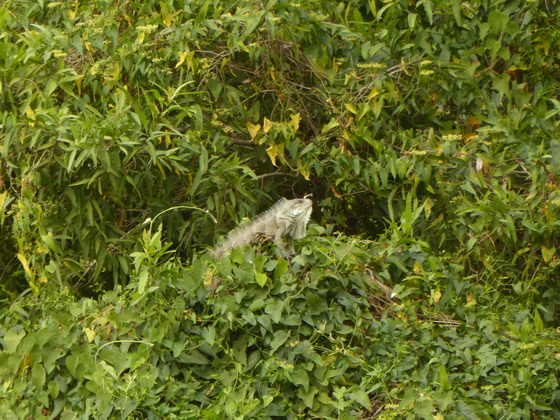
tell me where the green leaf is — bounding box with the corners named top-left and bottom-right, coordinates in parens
top-left (274, 258), bottom-right (289, 280)
top-left (305, 293), bottom-right (328, 315)
top-left (493, 73), bottom-right (510, 95)
top-left (478, 22), bottom-right (490, 41)
top-left (407, 13), bottom-right (417, 29)
top-left (3, 327), bottom-right (26, 353)
top-left (265, 301), bottom-right (284, 323)
top-left (352, 389), bottom-right (372, 410)
top-left (202, 326), bottom-right (216, 346)
top-left (269, 330), bottom-right (289, 354)
top-left (233, 336), bottom-right (247, 365)
top-left (291, 365), bottom-right (309, 391)
top-left (451, 0), bottom-right (462, 25)
top-left (522, 218), bottom-right (543, 233)
top-left (414, 395), bottom-right (434, 419)
top-left (242, 10), bottom-right (266, 39)
top-left (488, 10), bottom-right (509, 33)
top-left (31, 363), bottom-right (46, 389)
top-left (66, 355), bottom-right (80, 377)
top-left (438, 364), bottom-right (450, 390)
top-left (255, 272), bottom-right (268, 287)
top-left (241, 310), bottom-right (257, 325)
top-left (420, 0), bottom-right (433, 25)
top-left (253, 255), bottom-right (267, 273)
top-left (398, 389), bottom-right (417, 409)
top-left (138, 267), bottom-right (149, 294)
top-left (550, 140), bottom-right (560, 170)
top-left (112, 351), bottom-right (131, 377)
top-left (534, 308), bottom-right (544, 333)
top-left (297, 386), bottom-right (317, 409)
top-left (99, 360), bottom-right (117, 379)
top-left (257, 315), bottom-right (272, 333)
top-left (178, 350), bottom-right (209, 365)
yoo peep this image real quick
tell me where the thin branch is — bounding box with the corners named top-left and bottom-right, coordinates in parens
top-left (230, 138), bottom-right (256, 146)
top-left (256, 172), bottom-right (292, 180)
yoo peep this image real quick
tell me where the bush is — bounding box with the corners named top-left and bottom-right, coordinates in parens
top-left (2, 232), bottom-right (559, 418)
top-left (2, 0), bottom-right (560, 417)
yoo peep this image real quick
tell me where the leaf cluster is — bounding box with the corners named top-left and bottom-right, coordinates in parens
top-left (2, 236), bottom-right (559, 418)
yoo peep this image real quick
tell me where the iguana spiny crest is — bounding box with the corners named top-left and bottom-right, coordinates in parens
top-left (213, 197), bottom-right (313, 258)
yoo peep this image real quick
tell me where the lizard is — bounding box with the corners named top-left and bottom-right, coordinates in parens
top-left (212, 197), bottom-right (313, 258)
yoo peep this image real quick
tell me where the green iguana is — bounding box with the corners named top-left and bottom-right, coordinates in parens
top-left (213, 197), bottom-right (313, 258)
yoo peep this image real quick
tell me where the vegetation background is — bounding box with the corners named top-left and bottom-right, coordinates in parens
top-left (1, 0), bottom-right (560, 418)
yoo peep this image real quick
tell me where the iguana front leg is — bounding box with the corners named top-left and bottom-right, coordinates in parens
top-left (273, 219), bottom-right (292, 258)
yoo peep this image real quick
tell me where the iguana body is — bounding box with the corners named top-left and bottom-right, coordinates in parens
top-left (213, 198), bottom-right (313, 257)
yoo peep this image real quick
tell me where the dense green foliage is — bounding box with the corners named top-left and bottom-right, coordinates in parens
top-left (1, 0), bottom-right (560, 417)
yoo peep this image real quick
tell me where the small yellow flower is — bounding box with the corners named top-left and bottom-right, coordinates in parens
top-left (52, 49), bottom-right (67, 58)
top-left (358, 62), bottom-right (386, 70)
top-left (137, 24), bottom-right (158, 33)
top-left (442, 134), bottom-right (462, 141)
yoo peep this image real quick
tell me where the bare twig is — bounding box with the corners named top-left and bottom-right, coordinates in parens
top-left (256, 172), bottom-right (292, 180)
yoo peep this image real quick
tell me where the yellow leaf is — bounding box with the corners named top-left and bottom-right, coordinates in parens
top-left (367, 88), bottom-right (380, 101)
top-left (263, 117), bottom-right (273, 133)
top-left (290, 113), bottom-right (301, 131)
top-left (111, 61), bottom-right (120, 80)
top-left (369, 0), bottom-right (377, 16)
top-left (321, 118), bottom-right (339, 134)
top-left (22, 353), bottom-right (32, 371)
top-left (247, 122), bottom-right (261, 140)
top-left (83, 327), bottom-right (95, 343)
top-left (465, 298), bottom-right (477, 308)
top-left (164, 10), bottom-right (182, 27)
top-left (413, 262), bottom-right (422, 274)
top-left (175, 51), bottom-right (187, 68)
top-left (203, 270), bottom-right (214, 287)
top-left (17, 253), bottom-right (34, 281)
top-left (333, 57), bottom-right (340, 73)
top-left (542, 246), bottom-right (556, 263)
top-left (465, 292), bottom-right (476, 308)
top-left (0, 191), bottom-right (8, 211)
top-left (25, 106), bottom-right (36, 121)
top-left (433, 288), bottom-right (442, 303)
top-left (300, 167), bottom-right (311, 180)
top-left (345, 103), bottom-right (358, 114)
top-left (266, 144), bottom-right (279, 167)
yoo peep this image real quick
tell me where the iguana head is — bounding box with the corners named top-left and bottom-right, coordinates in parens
top-left (286, 198), bottom-right (313, 239)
